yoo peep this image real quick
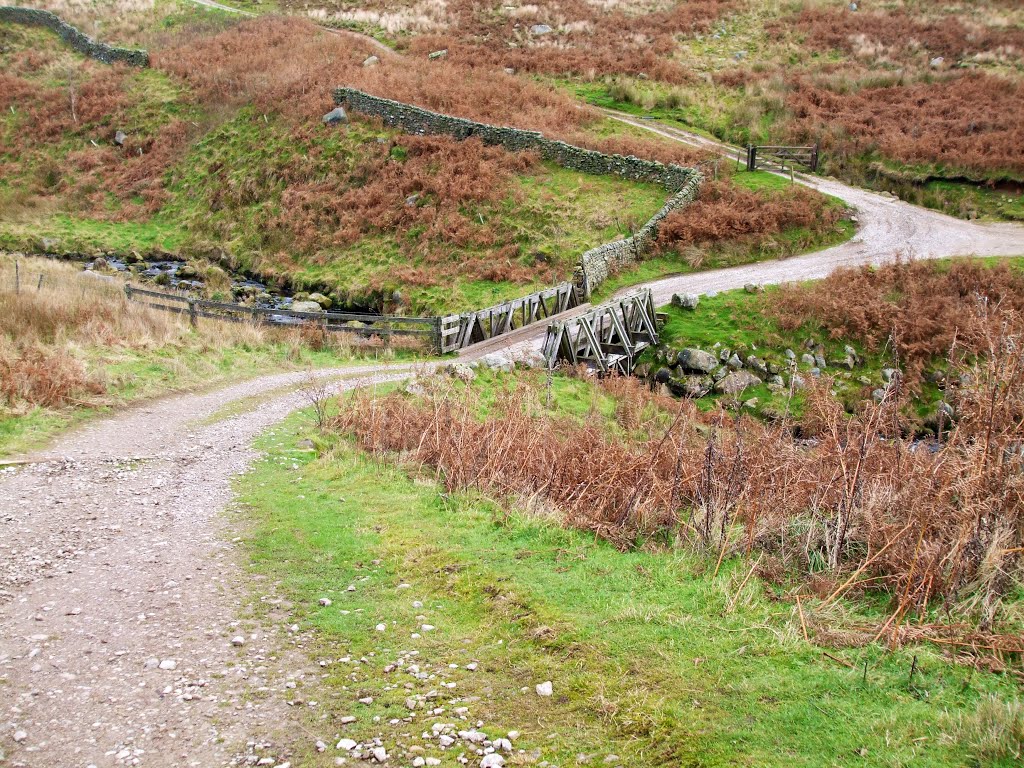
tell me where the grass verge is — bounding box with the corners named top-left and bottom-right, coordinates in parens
top-left (234, 410), bottom-right (1023, 766)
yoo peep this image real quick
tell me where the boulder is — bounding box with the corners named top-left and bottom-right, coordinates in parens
top-left (727, 353), bottom-right (743, 370)
top-left (668, 375), bottom-right (711, 398)
top-left (530, 24), bottom-right (553, 35)
top-left (714, 370), bottom-right (762, 396)
top-left (801, 353), bottom-right (816, 367)
top-left (114, 129), bottom-right (127, 146)
top-left (362, 55), bottom-right (380, 67)
top-left (291, 300), bottom-right (325, 313)
top-left (322, 107), bottom-right (348, 125)
top-left (676, 348), bottom-right (718, 373)
top-left (653, 366), bottom-right (672, 384)
top-left (671, 293), bottom-right (699, 310)
top-left (308, 292), bottom-right (333, 310)
top-left (445, 362), bottom-right (476, 382)
top-left (428, 49), bottom-right (448, 60)
top-left (746, 355), bottom-right (768, 376)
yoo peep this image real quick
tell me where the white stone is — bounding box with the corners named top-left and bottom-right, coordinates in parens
top-left (231, 636), bottom-right (246, 646)
top-left (337, 739), bottom-right (357, 750)
top-left (372, 746), bottom-right (388, 762)
top-left (375, 623), bottom-right (387, 632)
top-left (481, 755), bottom-right (505, 768)
top-left (158, 659), bottom-right (177, 670)
top-left (536, 680), bottom-right (553, 696)
top-left (319, 597), bottom-right (332, 607)
top-left (13, 729), bottom-right (27, 742)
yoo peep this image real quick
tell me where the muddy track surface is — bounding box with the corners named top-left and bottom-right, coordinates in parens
top-left (0, 365), bottom-right (422, 767)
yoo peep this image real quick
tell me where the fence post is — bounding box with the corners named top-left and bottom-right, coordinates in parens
top-left (188, 299), bottom-right (197, 328)
top-left (432, 315), bottom-right (443, 355)
top-left (811, 143), bottom-right (819, 173)
top-left (15, 258), bottom-right (19, 294)
top-left (37, 273), bottom-right (43, 292)
top-left (124, 283), bottom-right (133, 301)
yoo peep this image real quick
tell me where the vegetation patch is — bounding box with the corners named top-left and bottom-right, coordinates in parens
top-left (235, 399), bottom-right (1023, 766)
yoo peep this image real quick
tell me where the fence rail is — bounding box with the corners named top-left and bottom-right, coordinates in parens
top-left (745, 144), bottom-right (819, 173)
top-left (437, 282), bottom-right (580, 354)
top-left (125, 283), bottom-right (582, 355)
top-left (125, 285), bottom-right (440, 345)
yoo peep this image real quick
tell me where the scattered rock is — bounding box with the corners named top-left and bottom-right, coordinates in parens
top-left (428, 49), bottom-right (448, 59)
top-left (308, 292), bottom-right (333, 310)
top-left (530, 24), bottom-right (553, 35)
top-left (337, 738), bottom-right (357, 750)
top-left (13, 729), bottom-right (27, 743)
top-left (322, 107), bottom-right (348, 125)
top-left (481, 755), bottom-right (505, 768)
top-left (293, 300), bottom-right (325, 314)
top-left (231, 635), bottom-right (246, 646)
top-left (536, 680), bottom-right (553, 696)
top-left (714, 370), bottom-right (762, 396)
top-left (319, 597), bottom-right (332, 606)
top-left (677, 348), bottom-right (718, 374)
top-left (114, 130), bottom-right (126, 146)
top-left (158, 659), bottom-right (177, 671)
top-left (363, 55), bottom-right (380, 67)
top-left (671, 293), bottom-right (699, 310)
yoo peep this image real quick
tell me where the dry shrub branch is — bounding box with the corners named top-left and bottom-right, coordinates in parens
top-left (333, 323), bottom-right (1024, 632)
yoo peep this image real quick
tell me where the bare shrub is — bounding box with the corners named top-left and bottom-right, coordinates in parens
top-left (332, 318), bottom-right (1024, 632)
top-left (655, 180), bottom-right (841, 254)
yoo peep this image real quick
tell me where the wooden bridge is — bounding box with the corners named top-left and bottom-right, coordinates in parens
top-left (542, 289), bottom-right (659, 374)
top-left (438, 282), bottom-right (579, 354)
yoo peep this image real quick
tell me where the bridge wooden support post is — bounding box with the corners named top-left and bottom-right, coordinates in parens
top-left (542, 288), bottom-right (659, 375)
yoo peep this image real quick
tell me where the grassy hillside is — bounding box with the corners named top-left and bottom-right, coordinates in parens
top-left (235, 0), bottom-right (1024, 221)
top-left (0, 5), bottom-right (854, 314)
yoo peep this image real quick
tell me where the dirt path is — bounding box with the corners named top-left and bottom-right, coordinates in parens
top-left (604, 112), bottom-right (1024, 305)
top-left (0, 364), bottom-right (419, 767)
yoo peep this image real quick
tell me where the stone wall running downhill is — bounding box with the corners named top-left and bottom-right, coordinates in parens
top-left (334, 87), bottom-right (703, 299)
top-left (0, 6), bottom-right (150, 67)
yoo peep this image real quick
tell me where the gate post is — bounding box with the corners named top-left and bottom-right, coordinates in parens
top-left (811, 143), bottom-right (819, 173)
top-left (746, 145), bottom-right (757, 172)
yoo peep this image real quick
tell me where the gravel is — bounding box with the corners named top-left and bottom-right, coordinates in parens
top-left (0, 364), bottom-right (415, 767)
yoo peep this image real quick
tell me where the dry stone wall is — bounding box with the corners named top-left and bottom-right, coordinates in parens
top-left (573, 173), bottom-right (702, 297)
top-left (0, 6), bottom-right (150, 67)
top-left (334, 87), bottom-right (703, 300)
top-left (334, 88), bottom-right (697, 191)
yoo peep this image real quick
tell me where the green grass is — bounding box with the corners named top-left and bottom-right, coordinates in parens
top-left (0, 214), bottom-right (185, 255)
top-left (234, 413), bottom-right (1023, 766)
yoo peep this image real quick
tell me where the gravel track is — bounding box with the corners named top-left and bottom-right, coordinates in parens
top-left (603, 112), bottom-right (1024, 305)
top-left (0, 365), bottom-right (421, 767)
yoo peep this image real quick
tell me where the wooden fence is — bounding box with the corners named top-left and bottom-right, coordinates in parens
top-left (542, 288), bottom-right (659, 374)
top-left (745, 144), bottom-right (819, 173)
top-left (125, 284), bottom-right (440, 347)
top-left (125, 282), bottom-right (580, 355)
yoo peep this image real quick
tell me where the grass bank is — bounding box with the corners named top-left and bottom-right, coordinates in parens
top-left (235, 408), bottom-right (1024, 766)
